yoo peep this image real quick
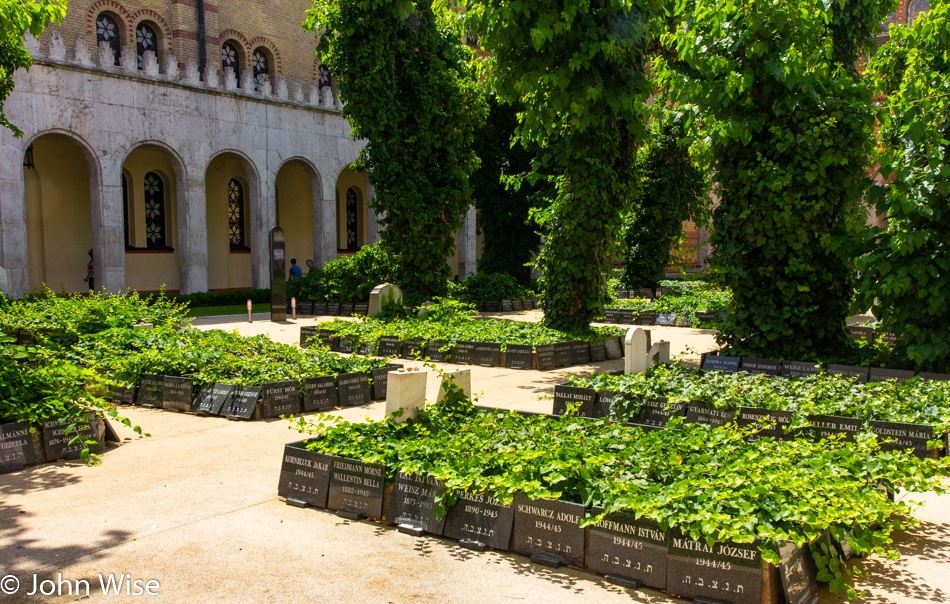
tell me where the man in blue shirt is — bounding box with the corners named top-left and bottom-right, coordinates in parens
top-left (289, 258), bottom-right (303, 279)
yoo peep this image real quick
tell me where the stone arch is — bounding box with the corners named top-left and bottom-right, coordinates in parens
top-left (86, 0), bottom-right (133, 39)
top-left (130, 9), bottom-right (173, 57)
top-left (906, 0), bottom-right (929, 23)
top-left (248, 37), bottom-right (282, 75)
top-left (218, 29), bottom-right (251, 57)
top-left (276, 157), bottom-right (324, 268)
top-left (206, 149), bottom-right (263, 289)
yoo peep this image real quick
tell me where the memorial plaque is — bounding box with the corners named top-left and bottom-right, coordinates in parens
top-left (826, 529), bottom-right (855, 561)
top-left (511, 495), bottom-right (586, 567)
top-left (776, 540), bottom-right (819, 604)
top-left (299, 326), bottom-right (319, 348)
top-left (298, 301), bottom-right (314, 315)
top-left (826, 364), bottom-right (869, 383)
top-left (738, 406), bottom-right (793, 441)
top-left (637, 310), bottom-right (657, 325)
top-left (637, 397), bottom-right (686, 427)
top-left (684, 401), bottom-right (735, 428)
top-left (604, 308), bottom-right (620, 323)
top-left (667, 529), bottom-right (762, 604)
top-left (571, 341), bottom-right (591, 365)
top-left (337, 372), bottom-right (371, 406)
top-left (107, 381), bottom-right (135, 404)
top-left (0, 421), bottom-right (39, 473)
top-left (655, 312), bottom-right (674, 326)
top-left (589, 340), bottom-right (608, 363)
top-left (524, 298), bottom-right (535, 310)
top-left (512, 299), bottom-right (524, 312)
top-left (312, 302), bottom-right (328, 315)
top-left (880, 331), bottom-right (898, 345)
top-left (371, 365), bottom-right (402, 401)
top-left (505, 344), bottom-right (533, 370)
top-left (781, 360), bottom-right (821, 379)
top-left (740, 357), bottom-right (781, 376)
top-left (302, 376), bottom-right (338, 412)
top-left (473, 342), bottom-right (502, 367)
top-left (327, 457), bottom-right (386, 519)
top-left (694, 311), bottom-right (717, 324)
top-left (552, 385), bottom-right (597, 417)
top-left (425, 340), bottom-right (449, 363)
top-left (16, 330), bottom-right (35, 346)
top-left (354, 302), bottom-right (369, 316)
top-left (452, 341), bottom-right (477, 365)
top-left (401, 339), bottom-right (424, 360)
top-left (501, 299), bottom-right (514, 312)
top-left (604, 338), bottom-right (622, 360)
top-left (618, 309), bottom-right (636, 325)
top-left (221, 386), bottom-right (261, 419)
top-left (595, 390), bottom-right (615, 419)
top-left (326, 303), bottom-right (341, 316)
top-left (483, 300), bottom-right (501, 312)
top-left (617, 289), bottom-right (629, 299)
top-left (162, 376), bottom-right (194, 413)
top-left (536, 344), bottom-right (557, 371)
top-left (193, 383), bottom-right (235, 415)
top-left (340, 302), bottom-right (355, 317)
top-left (920, 372), bottom-right (950, 381)
top-left (675, 314), bottom-right (692, 327)
top-left (261, 381), bottom-right (301, 417)
top-left (869, 420), bottom-right (935, 458)
top-left (554, 342), bottom-right (573, 368)
top-left (337, 335), bottom-right (357, 354)
top-left (41, 414), bottom-right (105, 461)
top-left (135, 373), bottom-right (164, 407)
top-left (277, 442), bottom-right (332, 508)
top-left (808, 414), bottom-right (864, 442)
top-left (357, 340), bottom-right (375, 356)
top-left (378, 336), bottom-right (401, 357)
top-left (701, 355), bottom-right (741, 372)
top-left (386, 471), bottom-right (447, 535)
top-left (868, 367), bottom-right (915, 382)
top-left (589, 511), bottom-right (668, 589)
top-left (444, 489), bottom-right (516, 551)
top-left (848, 326), bottom-right (875, 342)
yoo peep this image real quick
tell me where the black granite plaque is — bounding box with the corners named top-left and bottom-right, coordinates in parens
top-left (552, 385), bottom-right (597, 417)
top-left (826, 364), bottom-right (869, 383)
top-left (637, 288), bottom-right (654, 299)
top-left (694, 311), bottom-right (717, 323)
top-left (444, 489), bottom-right (516, 551)
top-left (0, 421), bottom-right (38, 473)
top-left (135, 373), bottom-right (164, 407)
top-left (868, 367), bottom-right (915, 382)
top-left (302, 376), bottom-right (337, 412)
top-left (386, 471), bottom-right (447, 535)
top-left (505, 344), bottom-right (533, 370)
top-left (221, 386), bottom-right (261, 420)
top-left (637, 310), bottom-right (657, 325)
top-left (781, 360), bottom-right (821, 379)
top-left (535, 344), bottom-right (557, 371)
top-left (684, 401), bottom-right (735, 428)
top-left (848, 326), bottom-right (875, 341)
top-left (473, 342), bottom-right (502, 367)
top-left (41, 414), bottom-right (105, 461)
top-left (425, 340), bottom-right (449, 363)
top-left (605, 338), bottom-right (623, 359)
top-left (595, 390), bottom-right (615, 419)
top-left (16, 330), bottom-right (35, 346)
top-left (617, 289), bottom-right (629, 299)
top-left (589, 340), bottom-right (608, 363)
top-left (371, 365), bottom-right (402, 401)
top-left (740, 357), bottom-right (781, 376)
top-left (618, 309), bottom-right (636, 324)
top-left (524, 298), bottom-right (534, 310)
top-left (340, 302), bottom-right (355, 316)
top-left (776, 541), bottom-right (819, 604)
top-left (604, 308), bottom-right (620, 323)
top-left (667, 529), bottom-right (762, 604)
top-left (337, 372), bottom-right (371, 406)
top-left (327, 457), bottom-right (386, 519)
top-left (869, 420), bottom-right (935, 458)
top-left (162, 376), bottom-right (194, 413)
top-left (452, 341), bottom-right (477, 365)
top-left (738, 406), bottom-right (793, 441)
top-left (319, 330), bottom-right (338, 349)
top-left (511, 495), bottom-right (586, 567)
top-left (656, 312), bottom-right (674, 326)
top-left (313, 302), bottom-right (328, 315)
top-left (357, 340), bottom-right (375, 356)
top-left (401, 339), bottom-right (424, 360)
top-left (299, 326), bottom-right (319, 348)
top-left (326, 303), bottom-right (341, 316)
top-left (571, 341), bottom-right (591, 365)
top-left (107, 380), bottom-right (136, 404)
top-left (483, 300), bottom-right (501, 312)
top-left (354, 302), bottom-right (369, 315)
top-left (554, 342), bottom-right (573, 367)
top-left (637, 397), bottom-right (686, 427)
top-left (261, 381), bottom-right (302, 417)
top-left (278, 442), bottom-right (332, 508)
top-left (193, 383), bottom-right (235, 415)
top-left (512, 299), bottom-right (524, 312)
top-left (701, 355), bottom-right (741, 372)
top-left (807, 414), bottom-right (864, 442)
top-left (298, 301), bottom-right (314, 315)
top-left (501, 299), bottom-right (514, 312)
top-left (378, 336), bottom-right (401, 357)
top-left (588, 511), bottom-right (668, 589)
top-left (920, 372), bottom-right (950, 381)
top-left (337, 335), bottom-right (357, 354)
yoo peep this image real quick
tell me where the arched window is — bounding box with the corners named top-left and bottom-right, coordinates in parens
top-left (136, 22), bottom-right (157, 70)
top-left (252, 48), bottom-right (269, 91)
top-left (222, 42), bottom-right (241, 86)
top-left (345, 187), bottom-right (359, 251)
top-left (143, 172), bottom-right (167, 249)
top-left (228, 179), bottom-right (246, 250)
top-left (317, 64), bottom-right (331, 90)
top-left (907, 0), bottom-right (929, 23)
top-left (96, 13), bottom-right (120, 66)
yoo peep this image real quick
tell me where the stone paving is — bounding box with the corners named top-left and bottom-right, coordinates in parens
top-left (0, 313), bottom-right (947, 603)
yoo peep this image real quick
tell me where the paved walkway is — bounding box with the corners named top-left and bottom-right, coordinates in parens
top-left (0, 314), bottom-right (946, 603)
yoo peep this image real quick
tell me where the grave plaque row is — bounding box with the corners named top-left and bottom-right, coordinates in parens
top-left (341, 302), bottom-right (355, 316)
top-left (277, 442), bottom-right (332, 508)
top-left (684, 401), bottom-right (735, 428)
top-left (501, 299), bottom-right (514, 312)
top-left (701, 355), bottom-right (741, 372)
top-left (511, 494), bottom-right (586, 568)
top-left (326, 303), bottom-right (341, 316)
top-left (482, 301), bottom-right (501, 312)
top-left (512, 299), bottom-right (524, 312)
top-left (261, 381), bottom-right (301, 417)
top-left (869, 420), bottom-right (935, 458)
top-left (826, 364), bottom-right (869, 383)
top-left (162, 376), bottom-right (194, 413)
top-left (357, 341), bottom-right (375, 356)
top-left (781, 360), bottom-right (821, 378)
top-left (327, 457), bottom-right (386, 519)
top-left (371, 365), bottom-right (402, 400)
top-left (589, 340), bottom-right (608, 362)
top-left (869, 367), bottom-right (915, 382)
top-left (313, 302), bottom-right (328, 315)
top-left (505, 344), bottom-right (533, 370)
top-left (740, 357), bottom-right (781, 376)
top-left (387, 471), bottom-right (447, 535)
top-left (618, 309), bottom-right (636, 324)
top-left (401, 339), bottom-right (424, 360)
top-left (0, 421), bottom-right (39, 473)
top-left (571, 341), bottom-right (590, 365)
top-left (808, 414), bottom-right (864, 442)
top-left (604, 308), bottom-right (620, 323)
top-left (637, 310), bottom-right (658, 325)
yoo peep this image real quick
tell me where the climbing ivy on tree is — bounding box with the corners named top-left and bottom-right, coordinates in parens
top-left (622, 118), bottom-right (707, 290)
top-left (305, 0), bottom-right (486, 305)
top-left (459, 0), bottom-right (659, 332)
top-left (470, 95), bottom-right (543, 284)
top-left (858, 1), bottom-right (950, 372)
top-left (0, 0), bottom-right (67, 136)
top-left (655, 0), bottom-right (893, 359)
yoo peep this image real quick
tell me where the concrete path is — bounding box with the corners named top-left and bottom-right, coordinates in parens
top-left (0, 315), bottom-right (946, 603)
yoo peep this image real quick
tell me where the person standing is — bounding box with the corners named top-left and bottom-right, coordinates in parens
top-left (288, 258), bottom-right (303, 279)
top-left (306, 259), bottom-right (315, 274)
top-left (85, 249), bottom-right (94, 292)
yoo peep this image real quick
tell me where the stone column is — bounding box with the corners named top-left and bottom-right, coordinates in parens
top-left (0, 142), bottom-right (27, 295)
top-left (96, 157), bottom-right (127, 294)
top-left (456, 204), bottom-right (478, 280)
top-left (251, 169), bottom-right (274, 288)
top-left (315, 177), bottom-right (337, 267)
top-left (177, 167), bottom-right (209, 294)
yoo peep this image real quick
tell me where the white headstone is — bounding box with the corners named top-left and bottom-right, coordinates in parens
top-left (73, 38), bottom-right (92, 66)
top-left (368, 283), bottom-right (403, 317)
top-left (385, 368), bottom-right (427, 423)
top-left (648, 340), bottom-right (671, 366)
top-left (436, 368), bottom-right (472, 404)
top-left (624, 327), bottom-right (649, 374)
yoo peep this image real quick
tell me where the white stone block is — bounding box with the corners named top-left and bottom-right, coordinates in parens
top-left (143, 51), bottom-right (159, 76)
top-left (164, 55), bottom-right (180, 79)
top-left (624, 327), bottom-right (649, 374)
top-left (73, 39), bottom-right (92, 66)
top-left (648, 340), bottom-right (671, 366)
top-left (369, 283), bottom-right (403, 317)
top-left (97, 41), bottom-right (114, 68)
top-left (276, 77), bottom-right (288, 100)
top-left (308, 84), bottom-right (320, 105)
top-left (241, 69), bottom-right (254, 91)
top-left (184, 59), bottom-right (200, 84)
top-left (292, 80), bottom-right (304, 103)
top-left (436, 368), bottom-right (472, 403)
top-left (385, 368), bottom-right (427, 422)
top-left (224, 69), bottom-right (237, 91)
top-left (205, 65), bottom-right (220, 88)
top-left (23, 33), bottom-right (40, 58)
top-left (48, 32), bottom-right (66, 60)
top-left (121, 45), bottom-right (136, 72)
